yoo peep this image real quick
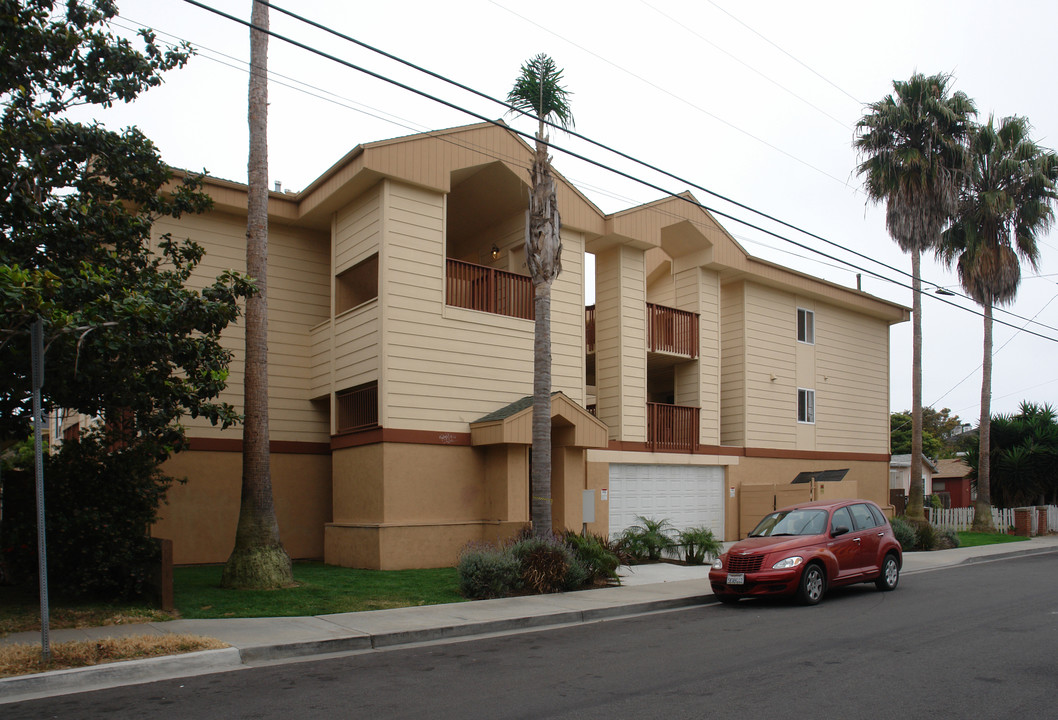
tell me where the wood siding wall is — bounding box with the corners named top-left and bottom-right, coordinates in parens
top-left (720, 283), bottom-right (746, 445)
top-left (152, 211), bottom-right (330, 443)
top-left (595, 246), bottom-right (647, 442)
top-left (379, 180), bottom-right (584, 433)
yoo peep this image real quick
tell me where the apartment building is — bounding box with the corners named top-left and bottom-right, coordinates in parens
top-left (151, 121), bottom-right (908, 569)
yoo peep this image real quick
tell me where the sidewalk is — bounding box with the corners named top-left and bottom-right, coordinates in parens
top-left (3, 535), bottom-right (1057, 704)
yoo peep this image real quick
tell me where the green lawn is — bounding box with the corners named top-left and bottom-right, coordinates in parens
top-left (955, 531), bottom-right (1030, 548)
top-left (173, 563), bottom-right (465, 619)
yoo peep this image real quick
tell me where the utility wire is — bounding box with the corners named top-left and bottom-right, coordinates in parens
top-left (705, 0), bottom-right (862, 106)
top-left (178, 0), bottom-right (1058, 344)
top-left (252, 0), bottom-right (1058, 337)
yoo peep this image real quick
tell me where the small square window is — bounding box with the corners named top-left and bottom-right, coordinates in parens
top-left (798, 388), bottom-right (815, 424)
top-left (797, 308), bottom-right (815, 344)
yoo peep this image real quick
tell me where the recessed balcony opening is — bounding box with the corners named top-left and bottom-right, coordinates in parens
top-left (445, 162), bottom-right (533, 320)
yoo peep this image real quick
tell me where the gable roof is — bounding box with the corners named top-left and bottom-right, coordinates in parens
top-left (890, 454), bottom-right (939, 473)
top-left (470, 391), bottom-right (608, 448)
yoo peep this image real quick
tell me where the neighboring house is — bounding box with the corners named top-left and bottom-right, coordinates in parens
top-left (932, 457), bottom-right (974, 508)
top-left (889, 453), bottom-right (938, 501)
top-left (150, 121), bottom-right (909, 569)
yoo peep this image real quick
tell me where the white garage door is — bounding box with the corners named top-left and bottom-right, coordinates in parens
top-left (608, 464), bottom-right (725, 538)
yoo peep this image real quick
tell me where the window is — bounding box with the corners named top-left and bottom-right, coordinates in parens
top-left (797, 388), bottom-right (815, 424)
top-left (830, 506), bottom-right (853, 533)
top-left (849, 503), bottom-right (878, 531)
top-left (336, 381), bottom-right (378, 433)
top-left (797, 308), bottom-right (815, 344)
top-left (336, 253), bottom-right (378, 314)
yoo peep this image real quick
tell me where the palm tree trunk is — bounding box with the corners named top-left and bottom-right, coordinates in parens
top-left (222, 0), bottom-right (292, 589)
top-left (907, 248), bottom-right (926, 522)
top-left (971, 302), bottom-right (996, 532)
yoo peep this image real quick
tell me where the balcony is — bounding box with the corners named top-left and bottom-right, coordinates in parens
top-left (446, 258), bottom-right (534, 321)
top-left (647, 303), bottom-right (698, 357)
top-left (647, 402), bottom-right (700, 453)
top-left (583, 302), bottom-right (698, 358)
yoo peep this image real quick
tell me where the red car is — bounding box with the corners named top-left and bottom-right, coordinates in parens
top-left (709, 499), bottom-right (902, 605)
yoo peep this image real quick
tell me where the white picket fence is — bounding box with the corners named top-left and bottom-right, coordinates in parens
top-left (927, 505), bottom-right (1058, 534)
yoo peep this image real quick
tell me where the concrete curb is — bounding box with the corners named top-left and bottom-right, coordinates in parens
top-left (0, 647), bottom-right (243, 704)
top-left (961, 544), bottom-right (1058, 565)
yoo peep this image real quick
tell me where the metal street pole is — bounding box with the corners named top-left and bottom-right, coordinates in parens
top-left (31, 317), bottom-right (50, 663)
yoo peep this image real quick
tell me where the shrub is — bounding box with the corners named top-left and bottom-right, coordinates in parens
top-left (1, 429), bottom-right (173, 600)
top-left (890, 516), bottom-right (918, 550)
top-left (916, 522), bottom-right (938, 551)
top-left (676, 526), bottom-right (723, 564)
top-left (456, 544), bottom-right (520, 599)
top-left (617, 516), bottom-right (676, 562)
top-left (509, 535), bottom-right (588, 594)
top-left (562, 531), bottom-right (620, 584)
top-left (934, 526), bottom-right (960, 550)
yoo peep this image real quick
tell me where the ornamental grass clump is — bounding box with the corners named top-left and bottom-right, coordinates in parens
top-left (509, 535), bottom-right (588, 594)
top-left (562, 530), bottom-right (620, 585)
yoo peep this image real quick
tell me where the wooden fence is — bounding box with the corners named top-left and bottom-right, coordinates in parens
top-left (927, 505), bottom-right (1058, 534)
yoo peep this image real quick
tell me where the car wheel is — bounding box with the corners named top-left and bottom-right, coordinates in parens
top-left (797, 563), bottom-right (826, 605)
top-left (875, 553), bottom-right (900, 591)
top-left (716, 594), bottom-right (740, 605)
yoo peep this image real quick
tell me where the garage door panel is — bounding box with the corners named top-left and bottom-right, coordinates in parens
top-left (608, 464), bottom-right (724, 539)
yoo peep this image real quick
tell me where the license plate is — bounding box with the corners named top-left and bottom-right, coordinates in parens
top-left (727, 573), bottom-right (745, 585)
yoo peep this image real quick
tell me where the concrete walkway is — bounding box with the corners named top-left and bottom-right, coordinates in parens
top-left (3, 535), bottom-right (1057, 704)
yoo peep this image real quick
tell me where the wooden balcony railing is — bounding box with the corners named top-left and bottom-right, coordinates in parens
top-left (647, 402), bottom-right (700, 453)
top-left (336, 382), bottom-right (378, 433)
top-left (584, 303), bottom-right (699, 357)
top-left (648, 303), bottom-right (698, 357)
top-left (585, 304), bottom-right (596, 353)
top-left (446, 258), bottom-right (534, 320)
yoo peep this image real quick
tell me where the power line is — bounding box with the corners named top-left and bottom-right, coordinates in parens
top-left (251, 0), bottom-right (1058, 338)
top-left (705, 0), bottom-right (862, 106)
top-left (176, 0), bottom-right (1058, 344)
top-left (638, 0), bottom-right (851, 130)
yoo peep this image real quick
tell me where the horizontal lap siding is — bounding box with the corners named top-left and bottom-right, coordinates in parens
top-left (153, 211), bottom-right (330, 443)
top-left (382, 181), bottom-right (585, 433)
top-left (744, 284), bottom-right (796, 449)
top-left (815, 305), bottom-right (889, 453)
top-left (720, 283), bottom-right (745, 445)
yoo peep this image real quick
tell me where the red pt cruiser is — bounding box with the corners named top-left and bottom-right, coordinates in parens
top-left (709, 499), bottom-right (902, 605)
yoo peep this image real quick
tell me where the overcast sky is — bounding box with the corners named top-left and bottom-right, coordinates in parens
top-left (89, 0), bottom-right (1058, 425)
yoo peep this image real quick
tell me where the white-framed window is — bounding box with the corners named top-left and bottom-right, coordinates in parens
top-left (797, 308), bottom-right (815, 344)
top-left (797, 388), bottom-right (815, 424)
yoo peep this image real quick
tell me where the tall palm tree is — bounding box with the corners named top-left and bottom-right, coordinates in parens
top-left (507, 54), bottom-right (573, 537)
top-left (855, 72), bottom-right (976, 524)
top-left (936, 115), bottom-right (1058, 531)
top-left (222, 0), bottom-right (293, 588)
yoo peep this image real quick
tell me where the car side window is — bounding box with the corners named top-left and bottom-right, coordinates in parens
top-left (849, 503), bottom-right (878, 531)
top-left (868, 504), bottom-right (888, 527)
top-left (830, 506), bottom-right (853, 533)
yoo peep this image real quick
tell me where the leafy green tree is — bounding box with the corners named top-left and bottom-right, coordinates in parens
top-left (222, 0), bottom-right (292, 590)
top-left (507, 54), bottom-right (573, 538)
top-left (937, 116), bottom-right (1058, 530)
top-left (855, 73), bottom-right (976, 523)
top-left (0, 0), bottom-right (249, 596)
top-left (891, 407), bottom-right (963, 458)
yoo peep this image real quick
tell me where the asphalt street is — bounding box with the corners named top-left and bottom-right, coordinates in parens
top-left (6, 552), bottom-right (1056, 719)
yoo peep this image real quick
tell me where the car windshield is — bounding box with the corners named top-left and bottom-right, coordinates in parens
top-left (749, 509), bottom-right (829, 537)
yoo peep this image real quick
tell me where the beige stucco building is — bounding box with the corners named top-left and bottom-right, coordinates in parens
top-left (150, 121), bottom-right (908, 569)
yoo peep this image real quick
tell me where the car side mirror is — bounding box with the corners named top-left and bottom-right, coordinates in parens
top-left (831, 526), bottom-right (850, 537)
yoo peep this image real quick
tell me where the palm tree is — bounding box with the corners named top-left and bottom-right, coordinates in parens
top-left (936, 116), bottom-right (1058, 531)
top-left (222, 0), bottom-right (293, 588)
top-left (507, 54), bottom-right (573, 538)
top-left (854, 72), bottom-right (976, 524)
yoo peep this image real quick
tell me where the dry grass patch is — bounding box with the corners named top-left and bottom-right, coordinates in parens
top-left (0, 634), bottom-right (227, 678)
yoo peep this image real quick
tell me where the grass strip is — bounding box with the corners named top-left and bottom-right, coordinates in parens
top-left (955, 531), bottom-right (1031, 548)
top-left (0, 634), bottom-right (226, 678)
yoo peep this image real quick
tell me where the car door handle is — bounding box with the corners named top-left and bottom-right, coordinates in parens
top-left (853, 538), bottom-right (861, 543)
top-left (877, 532), bottom-right (885, 537)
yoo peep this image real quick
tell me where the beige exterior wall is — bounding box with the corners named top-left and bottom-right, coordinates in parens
top-left (155, 450), bottom-right (331, 564)
top-left (151, 211), bottom-right (331, 444)
top-left (720, 282), bottom-right (746, 445)
top-left (673, 266), bottom-right (721, 445)
top-left (595, 245), bottom-right (647, 442)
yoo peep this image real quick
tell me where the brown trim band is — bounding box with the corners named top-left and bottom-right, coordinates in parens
top-left (606, 440), bottom-right (887, 463)
top-left (185, 438), bottom-right (331, 455)
top-left (331, 428), bottom-right (472, 450)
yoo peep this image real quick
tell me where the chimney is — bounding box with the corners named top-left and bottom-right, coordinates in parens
top-left (274, 181), bottom-right (282, 192)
